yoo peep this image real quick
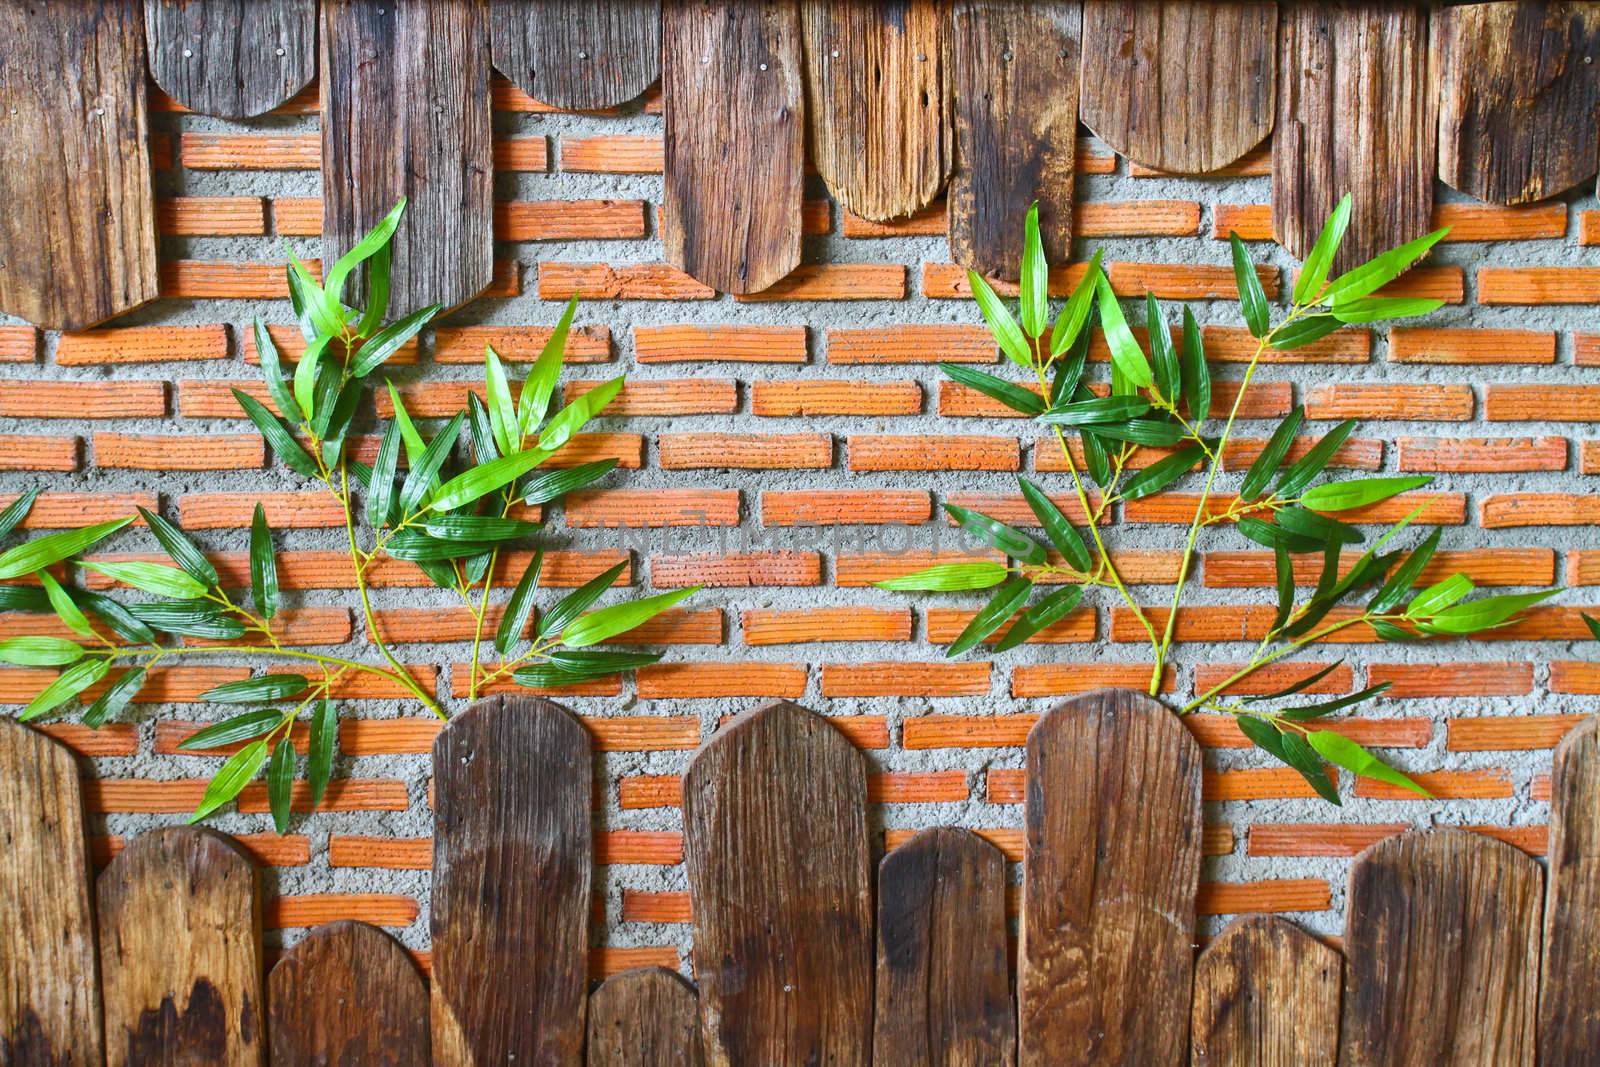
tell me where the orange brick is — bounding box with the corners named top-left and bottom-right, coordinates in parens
top-left (1388, 328), bottom-right (1556, 365)
top-left (840, 201), bottom-right (945, 237)
top-left (1486, 385), bottom-right (1600, 422)
top-left (1355, 769), bottom-right (1514, 800)
top-left (848, 435), bottom-right (1019, 472)
top-left (271, 197), bottom-right (320, 236)
top-left (493, 137), bottom-right (551, 171)
top-left (1198, 880), bottom-right (1332, 916)
top-left (94, 833), bottom-right (311, 869)
top-left (1125, 491), bottom-right (1463, 527)
top-left (1550, 662), bottom-right (1600, 694)
top-left (828, 325), bottom-right (995, 364)
top-left (761, 490), bottom-right (931, 526)
top-left (1012, 664), bottom-right (1172, 697)
top-left (636, 662), bottom-right (806, 698)
top-left (1249, 823), bottom-right (1545, 858)
top-left (1199, 325), bottom-right (1371, 365)
top-left (741, 608), bottom-right (912, 645)
top-left (0, 325), bottom-right (36, 363)
top-left (1218, 202), bottom-right (1568, 244)
top-left (941, 489), bottom-right (1092, 525)
top-left (538, 262), bottom-right (714, 300)
top-left (1305, 383), bottom-right (1474, 421)
top-left (925, 607), bottom-right (1096, 646)
top-left (559, 134), bottom-right (664, 172)
top-left (1202, 547), bottom-right (1554, 589)
top-left (902, 714), bottom-right (1035, 749)
top-left (1482, 494), bottom-right (1600, 527)
top-left (635, 325), bottom-right (807, 363)
top-left (1397, 436), bottom-right (1567, 472)
top-left (495, 199), bottom-right (646, 240)
top-left (267, 894), bottom-right (418, 930)
top-left (751, 379), bottom-right (922, 416)
top-left (924, 261), bottom-right (1280, 301)
top-left (1570, 551), bottom-right (1600, 585)
top-left (1479, 267), bottom-right (1600, 304)
top-left (1194, 661), bottom-right (1351, 698)
top-left (157, 196), bottom-right (268, 236)
top-left (650, 552), bottom-right (821, 588)
top-left (0, 435), bottom-right (77, 471)
top-left (180, 132), bottom-right (320, 169)
top-left (736, 264), bottom-right (907, 302)
top-left (821, 662), bottom-right (990, 697)
top-left (160, 261), bottom-right (293, 299)
top-left (1367, 662), bottom-right (1533, 698)
top-left (1447, 715), bottom-right (1588, 751)
top-left (179, 492), bottom-right (347, 529)
top-left (563, 378), bottom-right (736, 415)
top-left (0, 492), bottom-right (151, 529)
top-left (659, 433), bottom-right (831, 469)
top-left (564, 489), bottom-right (739, 527)
top-left (1184, 714), bottom-right (1433, 750)
top-left (94, 433), bottom-right (263, 471)
top-left (1206, 768), bottom-right (1341, 802)
top-left (35, 723), bottom-right (139, 757)
top-left (0, 381), bottom-right (165, 419)
top-left (1221, 435), bottom-right (1384, 472)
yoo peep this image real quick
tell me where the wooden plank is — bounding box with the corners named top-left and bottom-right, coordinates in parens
top-left (947, 0), bottom-right (1081, 279)
top-left (1079, 1), bottom-right (1275, 174)
top-left (322, 0), bottom-right (494, 315)
top-left (0, 720), bottom-right (103, 1064)
top-left (1273, 2), bottom-right (1437, 273)
top-left (683, 700), bottom-right (872, 1066)
top-left (268, 920), bottom-right (428, 1065)
top-left (430, 695), bottom-right (591, 1065)
top-left (488, 0), bottom-right (659, 111)
top-left (98, 827), bottom-right (265, 1067)
top-left (587, 967), bottom-right (704, 1067)
top-left (0, 1), bottom-right (157, 330)
top-left (144, 0), bottom-right (317, 118)
top-left (1539, 716), bottom-right (1600, 1065)
top-left (1340, 828), bottom-right (1542, 1066)
top-left (1019, 688), bottom-right (1202, 1066)
top-left (873, 827), bottom-right (1014, 1067)
top-left (1434, 2), bottom-right (1600, 205)
top-left (1190, 915), bottom-right (1341, 1067)
top-left (661, 0), bottom-right (804, 295)
top-left (801, 0), bottom-right (950, 222)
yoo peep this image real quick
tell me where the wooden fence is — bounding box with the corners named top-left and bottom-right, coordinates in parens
top-left (2, 689), bottom-right (1596, 1065)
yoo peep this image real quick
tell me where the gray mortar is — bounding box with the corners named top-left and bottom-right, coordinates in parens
top-left (1, 92), bottom-right (1596, 967)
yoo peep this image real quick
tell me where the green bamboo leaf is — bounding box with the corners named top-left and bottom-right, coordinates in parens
top-left (82, 667), bottom-right (145, 729)
top-left (1230, 233), bottom-right (1270, 337)
top-left (0, 488), bottom-right (40, 541)
top-left (561, 586), bottom-right (699, 648)
top-left (268, 738), bottom-right (295, 833)
top-left (1036, 395), bottom-right (1152, 426)
top-left (1405, 573), bottom-right (1475, 618)
top-left (190, 739), bottom-right (269, 822)
top-left (1293, 193), bottom-right (1352, 304)
top-left (233, 390), bottom-right (319, 476)
top-left (356, 241), bottom-right (391, 337)
top-left (1240, 406), bottom-right (1305, 500)
top-left (466, 390), bottom-right (500, 465)
top-left (19, 658), bottom-right (109, 722)
top-left (539, 560), bottom-right (629, 638)
top-left (351, 305), bottom-right (441, 378)
top-left (1269, 315), bottom-right (1342, 351)
top-left (292, 337), bottom-right (325, 422)
top-left (1079, 419), bottom-right (1187, 447)
top-left (1049, 317), bottom-right (1090, 406)
top-left (1095, 272), bottom-right (1153, 388)
top-left (544, 649), bottom-right (664, 674)
top-left (494, 550), bottom-right (544, 654)
top-left (1049, 251), bottom-right (1102, 358)
top-left (384, 531), bottom-right (497, 562)
top-left (0, 517), bottom-right (133, 581)
top-left (250, 504), bottom-right (278, 620)
top-left (1018, 477), bottom-right (1092, 572)
top-left (179, 709), bottom-right (283, 751)
top-left (993, 585), bottom-right (1084, 652)
top-left (81, 561), bottom-right (208, 600)
top-left (1369, 529), bottom-right (1441, 614)
top-left (519, 296), bottom-right (579, 434)
top-left (1585, 613), bottom-right (1600, 641)
top-left (1306, 730), bottom-right (1429, 797)
top-left (387, 382), bottom-right (429, 465)
top-left (1146, 294), bottom-right (1180, 402)
top-left (947, 576), bottom-right (1032, 656)
top-left (137, 506), bottom-right (218, 588)
top-left (428, 445), bottom-right (550, 515)
top-left (1236, 714), bottom-right (1287, 760)
top-left (539, 377), bottom-right (624, 455)
top-left (307, 699), bottom-right (336, 806)
top-left (323, 197), bottom-right (406, 313)
top-left (1300, 476), bottom-right (1431, 512)
top-left (200, 673), bottom-right (309, 704)
top-left (1242, 660), bottom-right (1345, 702)
top-left (1280, 732), bottom-right (1342, 805)
top-left (969, 271), bottom-right (1032, 367)
top-left (1280, 682), bottom-right (1391, 721)
top-left (397, 412), bottom-right (466, 516)
top-left (1120, 442), bottom-right (1208, 501)
top-left (874, 562), bottom-right (1010, 591)
top-left (420, 515), bottom-right (541, 542)
top-left (1276, 507), bottom-right (1363, 545)
top-left (1237, 515), bottom-right (1321, 554)
top-left (0, 586), bottom-right (49, 612)
top-left (1179, 307), bottom-right (1210, 426)
top-left (1330, 296), bottom-right (1444, 325)
top-left (286, 253), bottom-right (343, 339)
top-left (0, 636), bottom-right (86, 667)
top-left (1270, 543), bottom-right (1295, 633)
top-left (1274, 421), bottom-right (1356, 498)
top-left (1419, 589), bottom-right (1560, 635)
top-left (1322, 227), bottom-right (1451, 307)
top-left (252, 319), bottom-right (300, 420)
top-left (1019, 203), bottom-right (1048, 338)
top-left (1078, 426), bottom-right (1113, 486)
top-left (39, 572), bottom-right (95, 640)
top-left (74, 590), bottom-right (155, 644)
top-left (128, 601), bottom-right (246, 640)
top-left (366, 421), bottom-right (403, 528)
top-left (520, 459), bottom-right (619, 506)
top-left (945, 504), bottom-right (1047, 565)
top-left (940, 363), bottom-right (1044, 415)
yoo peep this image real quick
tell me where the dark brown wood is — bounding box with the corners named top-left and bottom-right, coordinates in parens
top-left (948, 0), bottom-right (1080, 279)
top-left (97, 827), bottom-right (264, 1067)
top-left (0, 720), bottom-right (103, 1066)
top-left (1434, 1), bottom-right (1600, 205)
top-left (587, 967), bottom-right (704, 1067)
top-left (873, 828), bottom-right (1014, 1067)
top-left (0, 0), bottom-right (157, 331)
top-left (1079, 1), bottom-right (1275, 174)
top-left (322, 0), bottom-right (494, 316)
top-left (1019, 688), bottom-right (1202, 1067)
top-left (144, 0), bottom-right (317, 118)
top-left (267, 920), bottom-right (428, 1066)
top-left (1340, 828), bottom-right (1542, 1066)
top-left (801, 0), bottom-right (951, 222)
top-left (662, 0), bottom-right (804, 295)
top-left (489, 0), bottom-right (660, 110)
top-left (1191, 915), bottom-right (1340, 1067)
top-left (1539, 716), bottom-right (1600, 1066)
top-left (431, 695), bottom-right (591, 1066)
top-left (1274, 2), bottom-right (1438, 273)
top-left (683, 700), bottom-right (872, 1067)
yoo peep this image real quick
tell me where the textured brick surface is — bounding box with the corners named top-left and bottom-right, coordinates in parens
top-left (0, 83), bottom-right (1594, 974)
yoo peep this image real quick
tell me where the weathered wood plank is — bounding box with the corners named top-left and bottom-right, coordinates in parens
top-left (431, 695), bottom-right (591, 1066)
top-left (948, 0), bottom-right (1080, 279)
top-left (98, 827), bottom-right (265, 1067)
top-left (489, 0), bottom-right (660, 111)
top-left (1191, 915), bottom-right (1340, 1067)
top-left (587, 967), bottom-right (704, 1067)
top-left (683, 701), bottom-right (872, 1067)
top-left (0, 1), bottom-right (157, 330)
top-left (1539, 716), bottom-right (1600, 1066)
top-left (1019, 688), bottom-right (1202, 1067)
top-left (662, 0), bottom-right (803, 295)
top-left (801, 0), bottom-right (951, 222)
top-left (1340, 828), bottom-right (1542, 1066)
top-left (322, 0), bottom-right (494, 315)
top-left (873, 827), bottom-right (1014, 1067)
top-left (0, 720), bottom-right (103, 1066)
top-left (268, 920), bottom-right (428, 1066)
top-left (1079, 1), bottom-right (1275, 174)
top-left (1273, 2), bottom-right (1437, 273)
top-left (144, 0), bottom-right (317, 118)
top-left (1434, 1), bottom-right (1600, 205)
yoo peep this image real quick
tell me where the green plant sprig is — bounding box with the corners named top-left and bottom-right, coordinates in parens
top-left (879, 196), bottom-right (1563, 804)
top-left (0, 200), bottom-right (696, 828)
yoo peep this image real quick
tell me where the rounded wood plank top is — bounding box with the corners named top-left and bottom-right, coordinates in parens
top-left (144, 0), bottom-right (317, 118)
top-left (1191, 915), bottom-right (1341, 1067)
top-left (1539, 716), bottom-right (1600, 1066)
top-left (268, 920), bottom-right (429, 1066)
top-left (587, 967), bottom-right (704, 1067)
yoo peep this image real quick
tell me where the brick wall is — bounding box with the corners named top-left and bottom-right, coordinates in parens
top-left (1, 78), bottom-right (1596, 969)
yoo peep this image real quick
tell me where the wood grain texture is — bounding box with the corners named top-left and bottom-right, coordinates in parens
top-left (267, 920), bottom-right (428, 1066)
top-left (1539, 716), bottom-right (1600, 1066)
top-left (0, 720), bottom-right (103, 1066)
top-left (801, 0), bottom-right (951, 221)
top-left (1434, 1), bottom-right (1600, 204)
top-left (1340, 828), bottom-right (1543, 1066)
top-left (144, 0), bottom-right (316, 118)
top-left (430, 695), bottom-right (591, 1066)
top-left (488, 0), bottom-right (660, 110)
top-left (1190, 915), bottom-right (1340, 1067)
top-left (1079, 1), bottom-right (1275, 174)
top-left (321, 0), bottom-right (494, 315)
top-left (97, 827), bottom-right (264, 1067)
top-left (587, 967), bottom-right (704, 1067)
top-left (873, 827), bottom-right (1014, 1067)
top-left (1019, 688), bottom-right (1202, 1067)
top-left (947, 0), bottom-right (1080, 279)
top-left (1273, 2), bottom-right (1438, 272)
top-left (682, 700), bottom-right (872, 1067)
top-left (0, 0), bottom-right (157, 331)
